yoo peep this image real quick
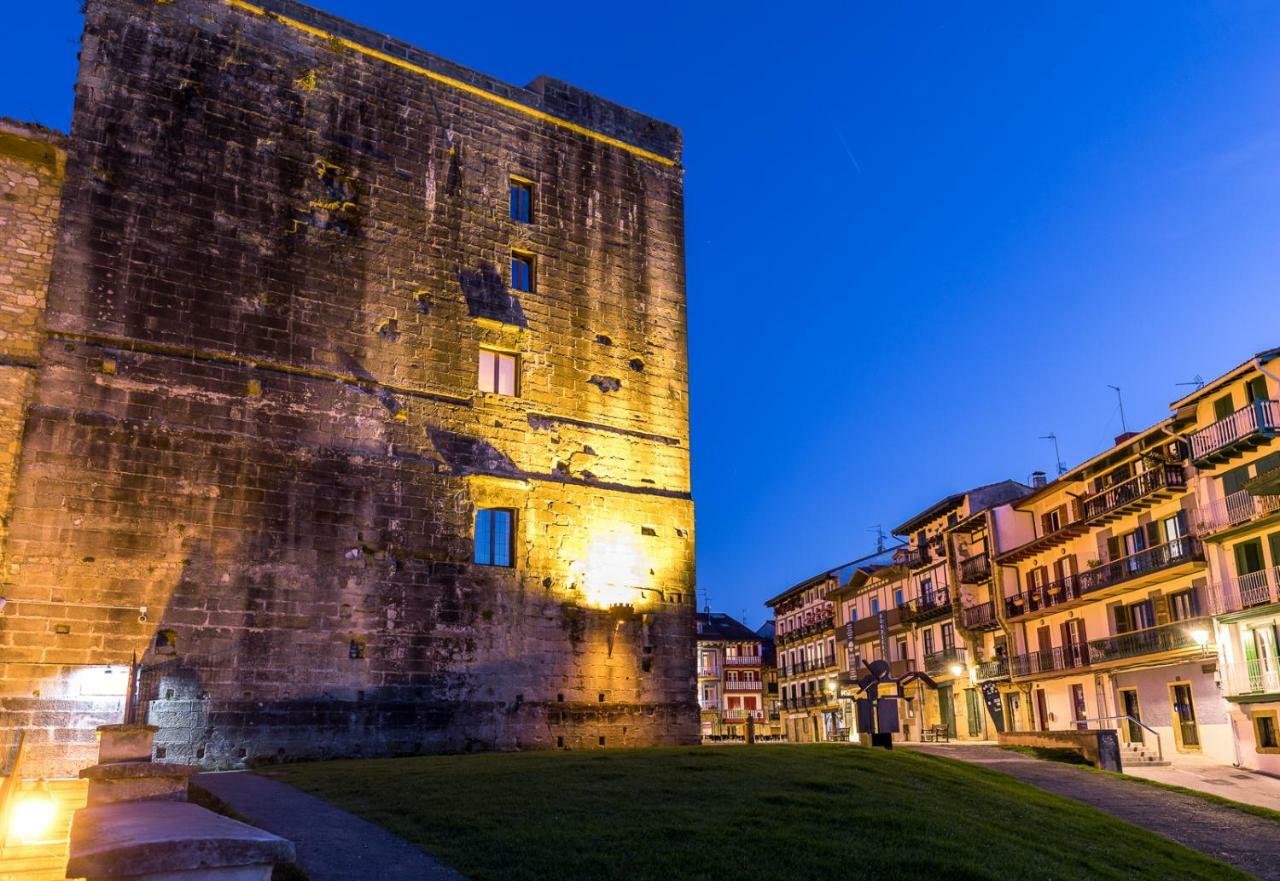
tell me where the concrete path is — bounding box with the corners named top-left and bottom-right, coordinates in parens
top-left (905, 743), bottom-right (1280, 881)
top-left (1125, 757), bottom-right (1280, 813)
top-left (194, 771), bottom-right (467, 881)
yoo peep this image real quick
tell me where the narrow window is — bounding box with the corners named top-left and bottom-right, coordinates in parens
top-left (509, 178), bottom-right (533, 223)
top-left (511, 251), bottom-right (535, 292)
top-left (1247, 376), bottom-right (1269, 403)
top-left (474, 508), bottom-right (515, 567)
top-left (1213, 394), bottom-right (1235, 421)
top-left (478, 348), bottom-right (518, 396)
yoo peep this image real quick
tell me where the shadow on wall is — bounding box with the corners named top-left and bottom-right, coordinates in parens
top-left (458, 264), bottom-right (527, 328)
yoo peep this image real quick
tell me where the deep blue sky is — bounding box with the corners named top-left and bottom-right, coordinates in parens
top-left (10, 2), bottom-right (1280, 627)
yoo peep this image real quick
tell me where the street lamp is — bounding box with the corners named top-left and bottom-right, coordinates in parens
top-left (948, 663), bottom-right (965, 678)
top-left (1190, 628), bottom-right (1210, 657)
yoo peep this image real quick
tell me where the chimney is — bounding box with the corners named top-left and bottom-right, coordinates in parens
top-left (1031, 471), bottom-right (1047, 489)
top-left (1114, 431), bottom-right (1137, 446)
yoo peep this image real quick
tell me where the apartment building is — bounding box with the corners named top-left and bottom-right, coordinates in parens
top-left (832, 562), bottom-right (919, 741)
top-left (997, 422), bottom-right (1224, 763)
top-left (696, 612), bottom-right (778, 740)
top-left (892, 482), bottom-right (1031, 741)
top-left (767, 569), bottom-right (846, 742)
top-left (1183, 351), bottom-right (1280, 771)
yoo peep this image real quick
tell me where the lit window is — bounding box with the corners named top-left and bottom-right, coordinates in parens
top-left (510, 178), bottom-right (533, 223)
top-left (474, 508), bottom-right (515, 567)
top-left (511, 251), bottom-right (535, 292)
top-left (478, 348), bottom-right (518, 396)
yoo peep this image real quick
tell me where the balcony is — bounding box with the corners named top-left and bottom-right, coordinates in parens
top-left (1193, 489), bottom-right (1280, 538)
top-left (899, 544), bottom-right (931, 569)
top-left (974, 657), bottom-right (1009, 681)
top-left (1011, 644), bottom-right (1090, 678)
top-left (901, 587), bottom-right (952, 625)
top-left (725, 679), bottom-right (763, 691)
top-left (1079, 464), bottom-right (1187, 526)
top-left (1190, 399), bottom-right (1280, 466)
top-left (777, 616), bottom-right (835, 645)
top-left (780, 694), bottom-right (834, 711)
top-left (923, 646), bottom-right (966, 676)
top-left (722, 709), bottom-right (765, 721)
top-left (959, 554), bottom-right (992, 584)
top-left (850, 608), bottom-right (904, 640)
top-left (698, 665), bottom-right (720, 678)
top-left (1208, 565), bottom-right (1280, 614)
top-left (997, 500), bottom-right (1088, 565)
top-left (725, 655), bottom-right (763, 666)
top-left (1224, 656), bottom-right (1280, 699)
top-left (1004, 536), bottom-right (1204, 621)
top-left (781, 654), bottom-right (837, 677)
top-left (961, 601), bottom-right (999, 631)
top-left (1086, 618), bottom-right (1212, 666)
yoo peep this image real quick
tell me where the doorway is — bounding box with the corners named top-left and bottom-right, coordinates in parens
top-left (938, 684), bottom-right (955, 738)
top-left (965, 688), bottom-right (982, 737)
top-left (1035, 689), bottom-right (1049, 731)
top-left (1070, 683), bottom-right (1088, 730)
top-left (1119, 688), bottom-right (1143, 743)
top-left (1169, 683), bottom-right (1201, 750)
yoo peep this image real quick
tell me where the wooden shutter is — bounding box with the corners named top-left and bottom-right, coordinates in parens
top-left (1109, 602), bottom-right (1129, 635)
top-left (1145, 521), bottom-right (1162, 551)
top-left (1060, 622), bottom-right (1074, 667)
top-left (1037, 626), bottom-right (1052, 656)
top-left (1076, 618), bottom-right (1088, 655)
top-left (1214, 394), bottom-right (1235, 421)
top-left (1150, 590), bottom-right (1169, 626)
top-left (1106, 536), bottom-right (1122, 563)
top-left (1066, 555), bottom-right (1079, 578)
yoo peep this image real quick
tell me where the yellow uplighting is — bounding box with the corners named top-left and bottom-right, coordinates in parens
top-left (580, 534), bottom-right (648, 610)
top-left (1190, 628), bottom-right (1210, 647)
top-left (948, 663), bottom-right (965, 677)
top-left (9, 782), bottom-right (56, 843)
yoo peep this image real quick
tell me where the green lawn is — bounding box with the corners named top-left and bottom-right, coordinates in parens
top-left (265, 745), bottom-right (1249, 881)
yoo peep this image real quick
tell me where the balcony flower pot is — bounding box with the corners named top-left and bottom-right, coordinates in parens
top-left (1047, 586), bottom-right (1063, 598)
top-left (1086, 559), bottom-right (1102, 569)
top-left (1011, 596), bottom-right (1025, 607)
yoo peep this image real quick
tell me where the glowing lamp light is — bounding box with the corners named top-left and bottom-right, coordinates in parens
top-left (10, 780), bottom-right (56, 843)
top-left (1190, 628), bottom-right (1210, 647)
top-left (948, 663), bottom-right (965, 678)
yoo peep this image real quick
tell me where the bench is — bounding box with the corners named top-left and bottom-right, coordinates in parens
top-left (921, 724), bottom-right (950, 743)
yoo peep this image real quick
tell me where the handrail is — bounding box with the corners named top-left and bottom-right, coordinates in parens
top-left (1076, 714), bottom-right (1162, 763)
top-left (0, 729), bottom-right (27, 849)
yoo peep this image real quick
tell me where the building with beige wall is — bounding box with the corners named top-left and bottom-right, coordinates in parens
top-left (1182, 350), bottom-right (1280, 771)
top-left (697, 612), bottom-right (779, 740)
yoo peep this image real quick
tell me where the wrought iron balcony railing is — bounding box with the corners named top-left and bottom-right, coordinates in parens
top-left (1193, 489), bottom-right (1280, 536)
top-left (961, 601), bottom-right (998, 631)
top-left (923, 646), bottom-right (966, 676)
top-left (1079, 464), bottom-right (1186, 524)
top-left (901, 587), bottom-right (952, 624)
top-left (1086, 618), bottom-right (1211, 665)
top-left (1004, 536), bottom-right (1203, 620)
top-left (973, 657), bottom-right (1009, 681)
top-left (959, 554), bottom-right (992, 584)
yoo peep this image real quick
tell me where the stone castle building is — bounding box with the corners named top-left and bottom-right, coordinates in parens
top-left (0, 0), bottom-right (696, 775)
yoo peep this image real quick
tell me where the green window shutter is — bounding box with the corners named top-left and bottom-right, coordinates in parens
top-left (1150, 591), bottom-right (1170, 626)
top-left (1247, 376), bottom-right (1269, 402)
top-left (1268, 532), bottom-right (1280, 568)
top-left (1144, 521), bottom-right (1162, 549)
top-left (1109, 602), bottom-right (1128, 635)
top-left (1214, 394), bottom-right (1235, 421)
top-left (1223, 464), bottom-right (1252, 496)
top-left (1235, 539), bottom-right (1264, 575)
top-left (1253, 451), bottom-right (1280, 480)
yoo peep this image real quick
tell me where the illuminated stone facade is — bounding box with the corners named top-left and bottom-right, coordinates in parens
top-left (0, 0), bottom-right (696, 775)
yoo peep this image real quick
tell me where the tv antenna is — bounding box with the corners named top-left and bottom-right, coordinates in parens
top-left (867, 525), bottom-right (886, 553)
top-left (1176, 375), bottom-right (1205, 391)
top-left (1039, 433), bottom-right (1067, 475)
top-left (1107, 385), bottom-right (1128, 433)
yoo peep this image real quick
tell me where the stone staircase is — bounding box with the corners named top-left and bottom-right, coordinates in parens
top-left (1121, 742), bottom-right (1169, 767)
